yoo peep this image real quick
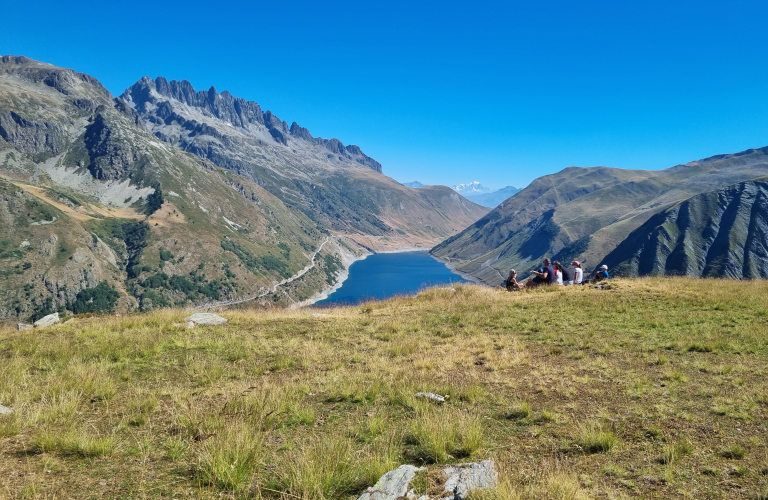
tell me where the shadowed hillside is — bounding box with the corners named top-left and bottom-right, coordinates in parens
top-left (432, 148), bottom-right (768, 282)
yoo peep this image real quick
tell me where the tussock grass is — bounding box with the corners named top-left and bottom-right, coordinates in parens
top-left (656, 438), bottom-right (694, 465)
top-left (575, 422), bottom-right (617, 454)
top-left (195, 420), bottom-right (262, 492)
top-left (32, 427), bottom-right (116, 457)
top-left (405, 406), bottom-right (483, 463)
top-left (2, 278), bottom-right (768, 498)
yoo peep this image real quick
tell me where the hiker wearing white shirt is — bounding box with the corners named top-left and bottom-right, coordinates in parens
top-left (571, 260), bottom-right (583, 284)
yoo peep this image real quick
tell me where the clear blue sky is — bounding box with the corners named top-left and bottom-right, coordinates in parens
top-left (3, 0), bottom-right (768, 190)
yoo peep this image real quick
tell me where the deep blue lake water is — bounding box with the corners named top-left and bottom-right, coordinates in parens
top-left (315, 251), bottom-right (469, 307)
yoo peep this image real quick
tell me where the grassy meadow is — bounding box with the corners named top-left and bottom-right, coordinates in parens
top-left (1, 278), bottom-right (768, 499)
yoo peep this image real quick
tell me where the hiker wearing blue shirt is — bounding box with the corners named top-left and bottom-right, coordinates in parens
top-left (591, 264), bottom-right (610, 283)
top-left (527, 258), bottom-right (556, 288)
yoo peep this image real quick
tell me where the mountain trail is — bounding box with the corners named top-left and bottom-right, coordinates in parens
top-left (195, 235), bottom-right (336, 310)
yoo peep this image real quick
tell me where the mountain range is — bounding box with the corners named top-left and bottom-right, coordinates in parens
top-left (432, 149), bottom-right (768, 282)
top-left (453, 181), bottom-right (490, 194)
top-left (403, 181), bottom-right (523, 208)
top-left (0, 55), bottom-right (487, 320)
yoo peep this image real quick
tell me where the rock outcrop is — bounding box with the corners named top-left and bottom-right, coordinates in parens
top-left (357, 461), bottom-right (497, 500)
top-left (184, 313), bottom-right (228, 326)
top-left (33, 312), bottom-right (60, 328)
top-left (122, 76), bottom-right (383, 173)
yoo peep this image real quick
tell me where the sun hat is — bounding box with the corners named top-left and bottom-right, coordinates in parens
top-left (571, 260), bottom-right (580, 267)
top-left (600, 264), bottom-right (608, 269)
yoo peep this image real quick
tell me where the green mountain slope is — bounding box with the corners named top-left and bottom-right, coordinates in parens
top-left (603, 179), bottom-right (768, 278)
top-left (0, 56), bottom-right (486, 321)
top-left (432, 148), bottom-right (768, 282)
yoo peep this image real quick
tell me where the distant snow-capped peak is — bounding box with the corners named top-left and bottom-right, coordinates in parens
top-left (452, 181), bottom-right (490, 194)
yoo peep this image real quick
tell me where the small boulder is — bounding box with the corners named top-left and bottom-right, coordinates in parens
top-left (0, 404), bottom-right (12, 415)
top-left (34, 312), bottom-right (60, 328)
top-left (358, 465), bottom-right (423, 500)
top-left (17, 323), bottom-right (33, 331)
top-left (359, 461), bottom-right (497, 500)
top-left (442, 460), bottom-right (498, 500)
top-left (415, 392), bottom-right (445, 403)
top-left (184, 313), bottom-right (227, 326)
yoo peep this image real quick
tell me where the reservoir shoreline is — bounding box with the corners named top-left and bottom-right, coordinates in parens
top-left (311, 249), bottom-right (472, 308)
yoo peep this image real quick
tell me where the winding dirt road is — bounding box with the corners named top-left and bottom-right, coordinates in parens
top-left (195, 236), bottom-right (336, 310)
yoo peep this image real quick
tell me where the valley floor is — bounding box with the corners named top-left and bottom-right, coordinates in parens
top-left (1, 279), bottom-right (768, 499)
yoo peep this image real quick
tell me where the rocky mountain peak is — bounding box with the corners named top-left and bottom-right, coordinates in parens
top-left (121, 76), bottom-right (382, 172)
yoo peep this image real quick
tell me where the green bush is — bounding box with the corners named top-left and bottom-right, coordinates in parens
top-left (70, 281), bottom-right (119, 314)
top-left (159, 248), bottom-right (174, 262)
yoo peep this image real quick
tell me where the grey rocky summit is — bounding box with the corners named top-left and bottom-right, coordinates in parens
top-left (121, 76), bottom-right (382, 173)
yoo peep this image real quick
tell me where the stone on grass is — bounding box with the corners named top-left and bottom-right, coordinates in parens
top-left (358, 465), bottom-right (423, 500)
top-left (358, 461), bottom-right (497, 500)
top-left (33, 312), bottom-right (60, 328)
top-left (415, 392), bottom-right (445, 403)
top-left (184, 313), bottom-right (227, 325)
top-left (442, 460), bottom-right (498, 500)
top-left (0, 404), bottom-right (12, 415)
top-left (17, 323), bottom-right (33, 331)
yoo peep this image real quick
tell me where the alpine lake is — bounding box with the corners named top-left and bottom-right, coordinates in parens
top-left (315, 251), bottom-right (470, 307)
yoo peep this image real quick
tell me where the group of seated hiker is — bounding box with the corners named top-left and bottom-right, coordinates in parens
top-left (504, 258), bottom-right (609, 291)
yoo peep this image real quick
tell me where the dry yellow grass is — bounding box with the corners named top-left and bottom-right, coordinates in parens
top-left (1, 278), bottom-right (768, 499)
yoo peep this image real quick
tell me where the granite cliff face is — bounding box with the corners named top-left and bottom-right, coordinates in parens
top-left (603, 180), bottom-right (768, 278)
top-left (432, 148), bottom-right (768, 281)
top-left (0, 56), bottom-right (487, 321)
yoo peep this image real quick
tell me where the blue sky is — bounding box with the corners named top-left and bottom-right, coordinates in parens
top-left (3, 0), bottom-right (768, 190)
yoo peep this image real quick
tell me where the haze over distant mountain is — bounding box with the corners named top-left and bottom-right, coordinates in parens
top-left (0, 55), bottom-right (487, 321)
top-left (401, 181), bottom-right (424, 188)
top-left (432, 148), bottom-right (768, 282)
top-left (462, 186), bottom-right (522, 208)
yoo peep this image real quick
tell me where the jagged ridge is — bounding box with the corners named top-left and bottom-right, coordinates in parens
top-left (122, 76), bottom-right (382, 172)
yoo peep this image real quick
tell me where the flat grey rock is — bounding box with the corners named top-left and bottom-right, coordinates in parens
top-left (442, 460), bottom-right (497, 500)
top-left (33, 312), bottom-right (60, 328)
top-left (184, 313), bottom-right (227, 325)
top-left (359, 461), bottom-right (496, 500)
top-left (0, 404), bottom-right (12, 415)
top-left (358, 465), bottom-right (422, 500)
top-left (17, 323), bottom-right (33, 331)
top-left (415, 392), bottom-right (445, 403)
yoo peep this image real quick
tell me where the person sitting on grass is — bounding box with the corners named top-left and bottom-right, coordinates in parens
top-left (554, 261), bottom-right (573, 285)
top-left (505, 269), bottom-right (522, 291)
top-left (571, 260), bottom-right (583, 284)
top-left (591, 264), bottom-right (610, 283)
top-left (526, 258), bottom-right (555, 288)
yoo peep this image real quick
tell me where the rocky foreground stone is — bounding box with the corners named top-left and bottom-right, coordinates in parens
top-left (357, 460), bottom-right (497, 500)
top-left (184, 313), bottom-right (228, 326)
top-left (33, 312), bottom-right (60, 328)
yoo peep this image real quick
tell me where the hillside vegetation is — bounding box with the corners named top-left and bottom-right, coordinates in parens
top-left (432, 149), bottom-right (768, 283)
top-left (0, 55), bottom-right (487, 320)
top-left (2, 279), bottom-right (768, 499)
